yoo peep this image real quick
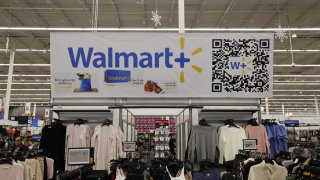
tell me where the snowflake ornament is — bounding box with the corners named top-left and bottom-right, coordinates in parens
top-left (151, 10), bottom-right (161, 26)
top-left (275, 25), bottom-right (288, 43)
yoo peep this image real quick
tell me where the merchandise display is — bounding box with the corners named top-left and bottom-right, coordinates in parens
top-left (91, 124), bottom-right (124, 171)
top-left (1, 1), bottom-right (320, 180)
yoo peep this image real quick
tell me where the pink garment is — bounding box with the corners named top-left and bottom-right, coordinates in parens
top-left (46, 157), bottom-right (54, 180)
top-left (245, 125), bottom-right (270, 153)
top-left (0, 163), bottom-right (24, 180)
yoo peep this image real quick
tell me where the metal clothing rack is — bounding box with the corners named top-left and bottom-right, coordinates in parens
top-left (52, 118), bottom-right (113, 124)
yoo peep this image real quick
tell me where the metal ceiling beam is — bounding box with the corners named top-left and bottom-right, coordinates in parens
top-left (272, 94), bottom-right (320, 97)
top-left (0, 7), bottom-right (89, 11)
top-left (216, 0), bottom-right (236, 27)
top-left (21, 0), bottom-right (51, 27)
top-left (274, 75), bottom-right (320, 77)
top-left (240, 2), bottom-right (261, 27)
top-left (54, 1), bottom-right (75, 26)
top-left (262, 0), bottom-right (289, 28)
top-left (274, 50), bottom-right (320, 53)
top-left (78, 0), bottom-right (93, 25)
top-left (0, 64), bottom-right (50, 66)
top-left (289, 1), bottom-right (320, 26)
top-left (274, 82), bottom-right (320, 85)
top-left (168, 0), bottom-right (175, 27)
top-left (0, 2), bottom-right (49, 64)
top-left (261, 98), bottom-right (315, 101)
top-left (110, 0), bottom-right (122, 27)
top-left (0, 2), bottom-right (47, 48)
top-left (274, 89), bottom-right (320, 92)
top-left (190, 0), bottom-right (206, 28)
top-left (1, 27), bottom-right (320, 31)
top-left (138, 0), bottom-right (147, 26)
top-left (0, 89), bottom-right (50, 90)
top-left (274, 64), bottom-right (320, 67)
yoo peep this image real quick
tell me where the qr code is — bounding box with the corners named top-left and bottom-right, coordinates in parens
top-left (211, 39), bottom-right (270, 93)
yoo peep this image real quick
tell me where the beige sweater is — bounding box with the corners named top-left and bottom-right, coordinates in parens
top-left (248, 161), bottom-right (287, 180)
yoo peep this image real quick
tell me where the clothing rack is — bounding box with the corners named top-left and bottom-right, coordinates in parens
top-left (56, 163), bottom-right (95, 180)
top-left (52, 118), bottom-right (113, 124)
top-left (0, 149), bottom-right (44, 159)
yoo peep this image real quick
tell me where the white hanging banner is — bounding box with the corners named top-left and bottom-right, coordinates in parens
top-left (44, 108), bottom-right (50, 118)
top-left (50, 33), bottom-right (273, 98)
top-left (33, 103), bottom-right (36, 117)
top-left (24, 102), bottom-right (31, 114)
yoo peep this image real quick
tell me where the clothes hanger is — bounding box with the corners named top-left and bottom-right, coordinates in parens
top-left (225, 119), bottom-right (239, 128)
top-left (247, 118), bottom-right (259, 126)
top-left (74, 118), bottom-right (86, 125)
top-left (199, 118), bottom-right (211, 126)
top-left (0, 157), bottom-right (13, 165)
top-left (102, 119), bottom-right (113, 126)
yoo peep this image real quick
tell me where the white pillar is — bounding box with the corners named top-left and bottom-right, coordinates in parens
top-left (315, 95), bottom-right (319, 120)
top-left (33, 103), bottom-right (37, 118)
top-left (178, 0), bottom-right (185, 33)
top-left (191, 108), bottom-right (199, 125)
top-left (282, 104), bottom-right (285, 118)
top-left (113, 109), bottom-right (120, 127)
top-left (4, 49), bottom-right (15, 121)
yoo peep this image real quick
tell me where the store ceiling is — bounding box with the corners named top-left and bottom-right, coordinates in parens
top-left (0, 0), bottom-right (320, 113)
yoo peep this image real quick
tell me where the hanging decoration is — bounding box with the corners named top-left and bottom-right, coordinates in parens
top-left (151, 10), bottom-right (162, 26)
top-left (5, 36), bottom-right (9, 54)
top-left (275, 25), bottom-right (288, 43)
top-left (151, 0), bottom-right (161, 26)
top-left (274, 0), bottom-right (287, 43)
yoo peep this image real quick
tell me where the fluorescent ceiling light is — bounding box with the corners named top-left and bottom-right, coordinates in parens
top-left (9, 102), bottom-right (50, 104)
top-left (11, 94), bottom-right (50, 96)
top-left (274, 83), bottom-right (320, 85)
top-left (274, 81), bottom-right (320, 83)
top-left (0, 75), bottom-right (50, 77)
top-left (272, 94), bottom-right (318, 97)
top-left (0, 82), bottom-right (50, 85)
top-left (274, 90), bottom-right (320, 91)
top-left (273, 75), bottom-right (320, 77)
top-left (0, 49), bottom-right (50, 52)
top-left (11, 98), bottom-right (50, 100)
top-left (274, 64), bottom-right (320, 67)
top-left (274, 50), bottom-right (320, 52)
top-left (261, 99), bottom-right (315, 101)
top-left (0, 64), bottom-right (51, 66)
top-left (0, 27), bottom-right (320, 32)
top-left (0, 89), bottom-right (50, 91)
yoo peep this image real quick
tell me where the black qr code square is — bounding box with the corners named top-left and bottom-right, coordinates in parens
top-left (212, 83), bottom-right (222, 92)
top-left (212, 39), bottom-right (222, 48)
top-left (259, 39), bottom-right (269, 48)
top-left (211, 38), bottom-right (271, 93)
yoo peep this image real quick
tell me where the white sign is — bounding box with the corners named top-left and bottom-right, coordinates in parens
top-left (44, 108), bottom-right (50, 118)
top-left (24, 102), bottom-right (31, 114)
top-left (51, 33), bottom-right (273, 98)
top-left (123, 141), bottom-right (136, 152)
